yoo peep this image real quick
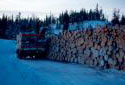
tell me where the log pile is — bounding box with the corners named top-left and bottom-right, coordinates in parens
top-left (48, 26), bottom-right (125, 70)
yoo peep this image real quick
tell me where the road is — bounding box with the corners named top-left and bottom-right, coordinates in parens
top-left (0, 39), bottom-right (125, 85)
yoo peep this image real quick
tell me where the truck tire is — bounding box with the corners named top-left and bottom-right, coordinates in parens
top-left (17, 50), bottom-right (25, 59)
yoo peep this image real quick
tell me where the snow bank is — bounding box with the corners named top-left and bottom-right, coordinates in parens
top-left (69, 20), bottom-right (109, 30)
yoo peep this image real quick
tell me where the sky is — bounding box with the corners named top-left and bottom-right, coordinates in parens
top-left (0, 0), bottom-right (125, 20)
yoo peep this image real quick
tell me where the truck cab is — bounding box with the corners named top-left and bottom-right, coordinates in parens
top-left (16, 32), bottom-right (47, 59)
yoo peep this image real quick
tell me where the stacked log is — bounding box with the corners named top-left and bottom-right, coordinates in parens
top-left (48, 26), bottom-right (125, 71)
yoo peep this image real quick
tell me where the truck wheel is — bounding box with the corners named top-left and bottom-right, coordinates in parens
top-left (17, 50), bottom-right (24, 59)
top-left (16, 49), bottom-right (19, 54)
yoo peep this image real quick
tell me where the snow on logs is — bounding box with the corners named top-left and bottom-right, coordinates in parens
top-left (48, 26), bottom-right (125, 70)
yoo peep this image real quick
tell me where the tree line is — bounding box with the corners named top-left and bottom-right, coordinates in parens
top-left (0, 13), bottom-right (43, 39)
top-left (0, 4), bottom-right (125, 39)
top-left (111, 9), bottom-right (125, 26)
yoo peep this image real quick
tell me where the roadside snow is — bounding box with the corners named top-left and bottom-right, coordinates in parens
top-left (0, 39), bottom-right (125, 85)
top-left (69, 20), bottom-right (109, 30)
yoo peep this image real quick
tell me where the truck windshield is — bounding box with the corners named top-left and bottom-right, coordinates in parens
top-left (21, 35), bottom-right (38, 47)
top-left (22, 36), bottom-right (38, 42)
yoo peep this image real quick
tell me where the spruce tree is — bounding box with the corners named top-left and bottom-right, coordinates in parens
top-left (111, 9), bottom-right (120, 26)
top-left (120, 15), bottom-right (125, 25)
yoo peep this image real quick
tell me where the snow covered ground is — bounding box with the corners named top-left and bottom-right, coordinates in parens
top-left (0, 39), bottom-right (125, 85)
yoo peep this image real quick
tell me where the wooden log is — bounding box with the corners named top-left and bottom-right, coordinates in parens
top-left (119, 49), bottom-right (125, 58)
top-left (104, 55), bottom-right (109, 61)
top-left (88, 40), bottom-right (94, 48)
top-left (117, 57), bottom-right (123, 64)
top-left (72, 48), bottom-right (77, 55)
top-left (94, 43), bottom-right (98, 50)
top-left (48, 28), bottom-right (125, 70)
top-left (70, 43), bottom-right (76, 49)
top-left (99, 59), bottom-right (105, 67)
top-left (74, 58), bottom-right (78, 63)
top-left (65, 57), bottom-right (68, 61)
top-left (107, 49), bottom-right (112, 56)
top-left (70, 57), bottom-right (74, 63)
top-left (116, 52), bottom-right (120, 58)
top-left (84, 48), bottom-right (91, 57)
top-left (75, 38), bottom-right (84, 46)
top-left (93, 58), bottom-right (98, 66)
top-left (76, 46), bottom-right (83, 53)
top-left (101, 41), bottom-right (106, 47)
top-left (91, 48), bottom-right (99, 58)
top-left (68, 57), bottom-right (71, 62)
top-left (107, 40), bottom-right (112, 46)
top-left (108, 58), bottom-right (114, 67)
top-left (89, 59), bottom-right (93, 66)
top-left (77, 57), bottom-right (81, 64)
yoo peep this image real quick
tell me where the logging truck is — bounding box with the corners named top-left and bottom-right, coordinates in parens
top-left (16, 28), bottom-right (49, 59)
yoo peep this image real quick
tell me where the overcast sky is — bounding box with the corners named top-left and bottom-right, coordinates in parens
top-left (0, 0), bottom-right (125, 19)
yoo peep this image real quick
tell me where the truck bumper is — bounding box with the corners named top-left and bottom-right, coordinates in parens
top-left (17, 49), bottom-right (46, 59)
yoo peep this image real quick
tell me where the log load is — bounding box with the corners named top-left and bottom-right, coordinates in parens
top-left (48, 26), bottom-right (125, 71)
